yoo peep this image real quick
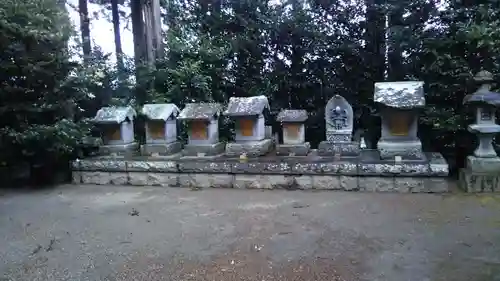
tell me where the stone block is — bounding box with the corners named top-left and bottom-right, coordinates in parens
top-left (81, 172), bottom-right (112, 185)
top-left (140, 141), bottom-right (182, 156)
top-left (178, 161), bottom-right (232, 173)
top-left (293, 175), bottom-right (313, 190)
top-left (127, 160), bottom-right (178, 172)
top-left (179, 173), bottom-right (233, 188)
top-left (128, 172), bottom-right (178, 187)
top-left (79, 159), bottom-right (127, 172)
top-left (99, 142), bottom-right (139, 157)
top-left (395, 177), bottom-right (424, 193)
top-left (276, 143), bottom-right (310, 156)
top-left (225, 139), bottom-right (273, 157)
top-left (72, 171), bottom-right (81, 184)
top-left (358, 177), bottom-right (395, 192)
top-left (466, 156), bottom-right (500, 173)
top-left (232, 162), bottom-right (291, 174)
top-left (423, 178), bottom-right (450, 193)
top-left (459, 169), bottom-right (500, 192)
top-left (233, 175), bottom-right (292, 189)
top-left (428, 152), bottom-right (449, 176)
top-left (292, 162), bottom-right (357, 175)
top-left (182, 142), bottom-right (225, 156)
top-left (312, 175), bottom-right (357, 190)
top-left (377, 141), bottom-right (424, 160)
top-left (318, 141), bottom-right (360, 156)
top-left (358, 163), bottom-right (429, 176)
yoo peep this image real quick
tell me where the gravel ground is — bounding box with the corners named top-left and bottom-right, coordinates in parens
top-left (1, 185), bottom-right (500, 281)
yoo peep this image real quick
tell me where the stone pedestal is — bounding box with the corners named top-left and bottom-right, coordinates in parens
top-left (469, 124), bottom-right (500, 158)
top-left (182, 142), bottom-right (225, 157)
top-left (276, 142), bottom-right (310, 156)
top-left (225, 139), bottom-right (273, 157)
top-left (459, 156), bottom-right (500, 192)
top-left (99, 142), bottom-right (138, 157)
top-left (377, 140), bottom-right (425, 160)
top-left (318, 141), bottom-right (360, 157)
top-left (141, 141), bottom-right (182, 156)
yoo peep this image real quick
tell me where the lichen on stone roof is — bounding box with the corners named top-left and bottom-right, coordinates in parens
top-left (276, 109), bottom-right (308, 122)
top-left (142, 103), bottom-right (179, 121)
top-left (224, 95), bottom-right (270, 117)
top-left (94, 106), bottom-right (136, 124)
top-left (178, 103), bottom-right (222, 120)
top-left (374, 81), bottom-right (425, 109)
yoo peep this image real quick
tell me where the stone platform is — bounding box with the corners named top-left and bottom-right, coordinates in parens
top-left (71, 150), bottom-right (449, 193)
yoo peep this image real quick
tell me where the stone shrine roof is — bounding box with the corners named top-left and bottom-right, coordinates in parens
top-left (94, 106), bottom-right (136, 124)
top-left (276, 109), bottom-right (308, 122)
top-left (224, 95), bottom-right (270, 117)
top-left (178, 103), bottom-right (222, 120)
top-left (463, 91), bottom-right (500, 107)
top-left (141, 104), bottom-right (180, 121)
top-left (374, 81), bottom-right (425, 109)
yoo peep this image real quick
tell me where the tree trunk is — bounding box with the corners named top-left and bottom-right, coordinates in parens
top-left (387, 3), bottom-right (404, 81)
top-left (79, 0), bottom-right (91, 62)
top-left (364, 0), bottom-right (386, 83)
top-left (131, 0), bottom-right (147, 104)
top-left (111, 0), bottom-right (124, 71)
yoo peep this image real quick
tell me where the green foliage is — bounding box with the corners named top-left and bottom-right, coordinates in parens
top-left (0, 0), bottom-right (92, 169)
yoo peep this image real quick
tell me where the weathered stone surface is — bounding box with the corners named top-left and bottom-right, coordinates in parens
top-left (423, 178), bottom-right (450, 193)
top-left (127, 160), bottom-right (178, 172)
top-left (232, 162), bottom-right (291, 174)
top-left (293, 175), bottom-right (313, 190)
top-left (317, 141), bottom-right (360, 156)
top-left (225, 139), bottom-right (273, 157)
top-left (428, 152), bottom-right (449, 176)
top-left (178, 161), bottom-right (231, 173)
top-left (312, 176), bottom-right (358, 190)
top-left (79, 159), bottom-right (127, 172)
top-left (141, 142), bottom-right (182, 156)
top-left (81, 172), bottom-right (113, 185)
top-left (276, 109), bottom-right (308, 122)
top-left (233, 175), bottom-right (292, 189)
top-left (377, 141), bottom-right (425, 160)
top-left (178, 103), bottom-right (222, 120)
top-left (276, 143), bottom-right (310, 156)
top-left (142, 103), bottom-right (179, 121)
top-left (99, 142), bottom-right (139, 157)
top-left (466, 156), bottom-right (500, 173)
top-left (374, 81), bottom-right (425, 109)
top-left (395, 178), bottom-right (424, 193)
top-left (224, 95), bottom-right (269, 117)
top-left (292, 162), bottom-right (358, 175)
top-left (128, 172), bottom-right (178, 187)
top-left (179, 174), bottom-right (233, 188)
top-left (72, 171), bottom-right (81, 184)
top-left (94, 106), bottom-right (136, 124)
top-left (459, 169), bottom-right (500, 192)
top-left (358, 177), bottom-right (395, 192)
top-left (358, 163), bottom-right (429, 176)
top-left (182, 142), bottom-right (225, 156)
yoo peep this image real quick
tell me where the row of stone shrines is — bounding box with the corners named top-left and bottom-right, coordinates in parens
top-left (95, 81), bottom-right (428, 160)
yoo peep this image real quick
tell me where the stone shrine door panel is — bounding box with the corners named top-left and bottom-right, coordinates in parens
top-left (191, 121), bottom-right (208, 140)
top-left (239, 119), bottom-right (254, 137)
top-left (284, 123), bottom-right (300, 140)
top-left (148, 122), bottom-right (166, 140)
top-left (103, 126), bottom-right (122, 142)
top-left (388, 111), bottom-right (411, 136)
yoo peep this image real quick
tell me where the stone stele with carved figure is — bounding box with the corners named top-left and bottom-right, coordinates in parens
top-left (460, 71), bottom-right (500, 192)
top-left (224, 95), bottom-right (274, 157)
top-left (178, 103), bottom-right (225, 157)
top-left (318, 95), bottom-right (360, 156)
top-left (374, 81), bottom-right (425, 160)
top-left (276, 109), bottom-right (310, 156)
top-left (94, 106), bottom-right (138, 156)
top-left (140, 103), bottom-right (182, 156)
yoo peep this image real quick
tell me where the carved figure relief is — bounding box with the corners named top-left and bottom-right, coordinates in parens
top-left (330, 106), bottom-right (348, 130)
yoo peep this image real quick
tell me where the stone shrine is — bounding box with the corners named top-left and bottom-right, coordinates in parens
top-left (140, 103), bottom-right (182, 156)
top-left (318, 95), bottom-right (360, 156)
top-left (460, 71), bottom-right (500, 192)
top-left (224, 95), bottom-right (273, 157)
top-left (276, 109), bottom-right (310, 156)
top-left (374, 81), bottom-right (425, 160)
top-left (94, 106), bottom-right (138, 156)
top-left (178, 103), bottom-right (225, 156)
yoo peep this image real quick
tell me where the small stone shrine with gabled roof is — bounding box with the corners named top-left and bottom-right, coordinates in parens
top-left (94, 106), bottom-right (138, 156)
top-left (178, 103), bottom-right (225, 156)
top-left (224, 95), bottom-right (273, 157)
top-left (140, 103), bottom-right (182, 156)
top-left (374, 81), bottom-right (425, 160)
top-left (276, 109), bottom-right (310, 156)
